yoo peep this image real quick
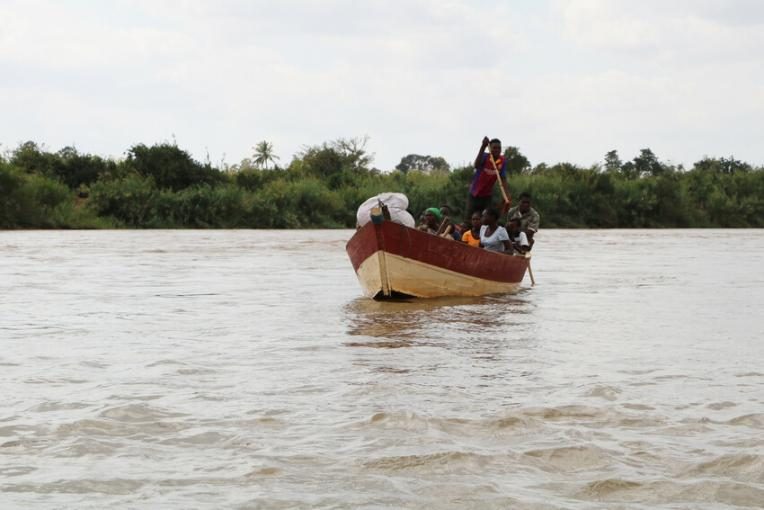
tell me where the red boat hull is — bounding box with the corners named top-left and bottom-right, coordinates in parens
top-left (346, 221), bottom-right (529, 299)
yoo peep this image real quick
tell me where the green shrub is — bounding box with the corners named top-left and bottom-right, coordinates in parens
top-left (88, 174), bottom-right (159, 226)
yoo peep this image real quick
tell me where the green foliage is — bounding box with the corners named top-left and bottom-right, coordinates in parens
top-left (234, 167), bottom-right (281, 191)
top-left (633, 148), bottom-right (667, 177)
top-left (0, 161), bottom-right (106, 228)
top-left (289, 137), bottom-right (377, 190)
top-left (0, 163), bottom-right (31, 227)
top-left (503, 146), bottom-right (531, 175)
top-left (3, 140), bottom-right (763, 229)
top-left (10, 141), bottom-right (56, 176)
top-left (125, 143), bottom-right (224, 191)
top-left (604, 150), bottom-right (622, 173)
top-left (88, 174), bottom-right (159, 227)
top-left (52, 147), bottom-right (117, 188)
top-left (252, 141), bottom-right (279, 170)
top-left (292, 145), bottom-right (345, 186)
top-left (395, 154), bottom-right (450, 174)
top-left (10, 142), bottom-right (115, 188)
top-left (694, 156), bottom-right (752, 175)
top-left (255, 178), bottom-right (345, 228)
top-left (170, 185), bottom-right (250, 228)
top-left (399, 170), bottom-right (452, 220)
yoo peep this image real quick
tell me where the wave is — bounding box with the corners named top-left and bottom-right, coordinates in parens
top-left (682, 453), bottom-right (764, 483)
top-left (523, 445), bottom-right (614, 472)
top-left (363, 451), bottom-right (493, 471)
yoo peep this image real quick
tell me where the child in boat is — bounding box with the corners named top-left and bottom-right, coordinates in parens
top-left (479, 208), bottom-right (512, 253)
top-left (461, 212), bottom-right (482, 247)
top-left (451, 221), bottom-right (468, 241)
top-left (506, 217), bottom-right (530, 254)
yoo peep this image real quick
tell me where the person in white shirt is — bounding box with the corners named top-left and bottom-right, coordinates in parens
top-left (506, 217), bottom-right (530, 254)
top-left (479, 208), bottom-right (512, 253)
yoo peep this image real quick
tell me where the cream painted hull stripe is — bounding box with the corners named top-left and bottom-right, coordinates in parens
top-left (355, 251), bottom-right (523, 298)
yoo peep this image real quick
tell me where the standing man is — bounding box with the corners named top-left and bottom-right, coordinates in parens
top-left (506, 192), bottom-right (540, 249)
top-left (467, 136), bottom-right (511, 219)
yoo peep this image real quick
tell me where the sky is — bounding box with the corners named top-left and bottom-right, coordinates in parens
top-left (1, 0), bottom-right (763, 170)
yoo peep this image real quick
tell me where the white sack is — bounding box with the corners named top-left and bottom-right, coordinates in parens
top-left (356, 192), bottom-right (415, 228)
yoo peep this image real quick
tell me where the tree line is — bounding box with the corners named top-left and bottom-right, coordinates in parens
top-left (1, 139), bottom-right (762, 229)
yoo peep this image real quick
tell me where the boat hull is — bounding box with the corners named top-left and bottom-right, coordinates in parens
top-left (346, 221), bottom-right (529, 299)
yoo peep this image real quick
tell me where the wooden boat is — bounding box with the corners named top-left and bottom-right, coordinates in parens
top-left (346, 220), bottom-right (530, 299)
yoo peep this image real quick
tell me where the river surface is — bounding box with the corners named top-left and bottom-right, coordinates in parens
top-left (1, 229), bottom-right (763, 509)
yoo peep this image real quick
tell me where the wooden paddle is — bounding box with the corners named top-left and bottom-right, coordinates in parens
top-left (526, 253), bottom-right (536, 286)
top-left (486, 145), bottom-right (537, 285)
top-left (436, 216), bottom-right (453, 238)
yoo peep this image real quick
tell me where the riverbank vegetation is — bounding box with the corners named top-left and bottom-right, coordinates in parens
top-left (1, 139), bottom-right (762, 229)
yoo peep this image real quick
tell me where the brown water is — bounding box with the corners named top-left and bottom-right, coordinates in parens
top-left (1, 229), bottom-right (763, 509)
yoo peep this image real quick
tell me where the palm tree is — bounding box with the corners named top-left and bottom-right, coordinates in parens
top-left (252, 141), bottom-right (279, 170)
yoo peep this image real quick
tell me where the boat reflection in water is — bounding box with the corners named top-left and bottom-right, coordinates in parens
top-left (343, 293), bottom-right (534, 348)
top-left (342, 293), bottom-right (539, 382)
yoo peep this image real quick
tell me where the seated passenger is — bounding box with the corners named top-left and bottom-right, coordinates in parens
top-left (506, 192), bottom-right (540, 249)
top-left (417, 207), bottom-right (442, 234)
top-left (436, 206), bottom-right (454, 238)
top-left (506, 217), bottom-right (530, 254)
top-left (461, 212), bottom-right (482, 247)
top-left (451, 221), bottom-right (468, 241)
top-left (479, 208), bottom-right (512, 253)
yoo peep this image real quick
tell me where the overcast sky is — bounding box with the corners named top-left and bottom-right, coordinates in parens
top-left (2, 0), bottom-right (763, 170)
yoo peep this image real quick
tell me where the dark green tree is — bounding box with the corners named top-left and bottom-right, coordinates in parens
top-left (695, 156), bottom-right (752, 175)
top-left (294, 137), bottom-right (374, 188)
top-left (633, 148), bottom-right (666, 177)
top-left (331, 136), bottom-right (373, 171)
top-left (395, 154), bottom-right (450, 174)
top-left (125, 143), bottom-right (223, 191)
top-left (604, 150), bottom-right (622, 173)
top-left (10, 142), bottom-right (55, 176)
top-left (52, 146), bottom-right (115, 189)
top-left (503, 146), bottom-right (531, 175)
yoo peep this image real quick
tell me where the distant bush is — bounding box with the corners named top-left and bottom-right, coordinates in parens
top-left (170, 184), bottom-right (249, 228)
top-left (0, 162), bottom-right (107, 228)
top-left (125, 143), bottom-right (224, 191)
top-left (3, 140), bottom-right (763, 229)
top-left (10, 142), bottom-right (116, 189)
top-left (88, 174), bottom-right (159, 227)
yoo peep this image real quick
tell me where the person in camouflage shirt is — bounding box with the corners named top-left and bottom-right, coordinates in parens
top-left (506, 192), bottom-right (540, 249)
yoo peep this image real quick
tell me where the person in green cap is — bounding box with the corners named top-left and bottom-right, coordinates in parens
top-left (418, 207), bottom-right (442, 234)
